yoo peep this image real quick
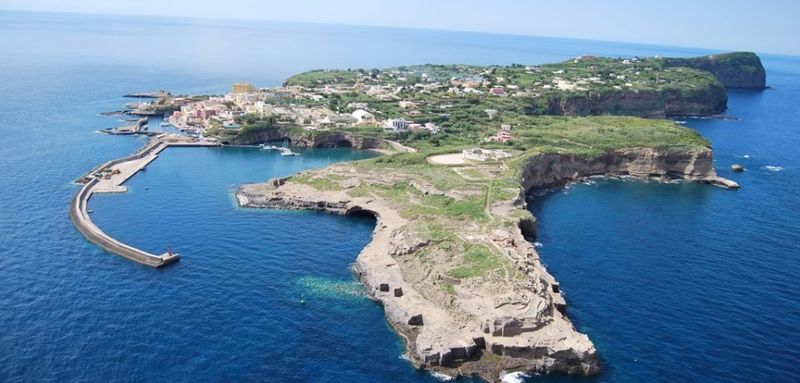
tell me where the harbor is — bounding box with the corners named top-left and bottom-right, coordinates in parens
top-left (71, 134), bottom-right (220, 267)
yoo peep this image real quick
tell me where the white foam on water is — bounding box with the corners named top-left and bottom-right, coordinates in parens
top-left (501, 371), bottom-right (531, 383)
top-left (430, 371), bottom-right (454, 381)
top-left (533, 242), bottom-right (543, 248)
top-left (764, 165), bottom-right (784, 172)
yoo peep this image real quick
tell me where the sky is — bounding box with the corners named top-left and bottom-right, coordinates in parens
top-left (2, 0), bottom-right (798, 55)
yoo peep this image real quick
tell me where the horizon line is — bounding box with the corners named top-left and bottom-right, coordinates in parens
top-left (1, 8), bottom-right (797, 58)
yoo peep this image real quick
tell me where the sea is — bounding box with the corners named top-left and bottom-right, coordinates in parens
top-left (0, 10), bottom-right (798, 383)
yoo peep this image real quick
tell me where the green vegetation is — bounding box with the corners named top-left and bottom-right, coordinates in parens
top-left (221, 52), bottom-right (734, 152)
top-left (660, 52), bottom-right (766, 89)
top-left (284, 69), bottom-right (365, 87)
top-left (291, 173), bottom-right (345, 191)
top-left (449, 245), bottom-right (505, 279)
top-left (442, 282), bottom-right (456, 295)
top-left (265, 53), bottom-right (759, 300)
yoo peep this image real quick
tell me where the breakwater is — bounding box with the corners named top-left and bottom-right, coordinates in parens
top-left (70, 135), bottom-right (220, 267)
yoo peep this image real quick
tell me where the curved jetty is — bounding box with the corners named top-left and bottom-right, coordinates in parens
top-left (71, 134), bottom-right (219, 267)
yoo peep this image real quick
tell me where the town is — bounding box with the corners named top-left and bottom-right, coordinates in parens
top-left (117, 53), bottom-right (739, 152)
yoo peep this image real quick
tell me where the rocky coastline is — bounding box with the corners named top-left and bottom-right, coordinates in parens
top-left (219, 129), bottom-right (385, 150)
top-left (236, 147), bottom-right (737, 382)
top-left (547, 83), bottom-right (728, 118)
top-left (661, 52), bottom-right (767, 89)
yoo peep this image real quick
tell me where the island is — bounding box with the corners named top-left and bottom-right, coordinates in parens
top-left (75, 52), bottom-right (764, 382)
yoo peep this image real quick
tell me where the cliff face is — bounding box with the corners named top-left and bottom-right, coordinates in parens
top-left (292, 132), bottom-right (385, 150)
top-left (661, 52), bottom-right (767, 89)
top-left (547, 85), bottom-right (727, 118)
top-left (543, 52), bottom-right (767, 117)
top-left (222, 127), bottom-right (288, 145)
top-left (223, 129), bottom-right (385, 150)
top-left (520, 147), bottom-right (738, 193)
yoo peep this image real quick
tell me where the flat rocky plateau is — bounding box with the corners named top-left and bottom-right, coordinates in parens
top-left (236, 147), bottom-right (736, 382)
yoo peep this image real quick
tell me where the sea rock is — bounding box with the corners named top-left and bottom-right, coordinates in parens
top-left (731, 164), bottom-right (744, 172)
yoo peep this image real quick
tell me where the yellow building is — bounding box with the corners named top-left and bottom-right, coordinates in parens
top-left (231, 83), bottom-right (256, 94)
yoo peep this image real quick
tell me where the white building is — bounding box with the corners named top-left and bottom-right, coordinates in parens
top-left (246, 101), bottom-right (273, 117)
top-left (384, 118), bottom-right (408, 132)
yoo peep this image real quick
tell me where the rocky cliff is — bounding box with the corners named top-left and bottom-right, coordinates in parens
top-left (547, 84), bottom-right (727, 118)
top-left (222, 127), bottom-right (287, 145)
top-left (292, 131), bottom-right (385, 150)
top-left (235, 146), bottom-right (737, 382)
top-left (661, 52), bottom-right (767, 89)
top-left (222, 129), bottom-right (385, 150)
top-left (520, 147), bottom-right (738, 193)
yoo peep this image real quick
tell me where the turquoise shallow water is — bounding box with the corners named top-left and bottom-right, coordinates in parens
top-left (1, 10), bottom-right (799, 382)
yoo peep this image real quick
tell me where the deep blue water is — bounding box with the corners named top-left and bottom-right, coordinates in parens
top-left (1, 10), bottom-right (798, 383)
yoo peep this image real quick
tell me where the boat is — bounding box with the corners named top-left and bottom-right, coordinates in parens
top-left (276, 138), bottom-right (299, 156)
top-left (279, 147), bottom-right (299, 156)
top-left (260, 144), bottom-right (279, 151)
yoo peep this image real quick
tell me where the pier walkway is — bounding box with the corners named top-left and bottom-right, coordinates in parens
top-left (70, 134), bottom-right (220, 267)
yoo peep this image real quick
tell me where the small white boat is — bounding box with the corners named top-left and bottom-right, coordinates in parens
top-left (279, 147), bottom-right (299, 156)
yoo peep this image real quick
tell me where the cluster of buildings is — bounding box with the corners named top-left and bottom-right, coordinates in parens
top-left (166, 81), bottom-right (442, 136)
top-left (485, 124), bottom-right (513, 143)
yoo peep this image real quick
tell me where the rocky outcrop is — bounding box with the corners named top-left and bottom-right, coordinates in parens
top-left (223, 127), bottom-right (288, 145)
top-left (235, 147), bottom-right (737, 382)
top-left (545, 52), bottom-right (768, 117)
top-left (547, 85), bottom-right (727, 118)
top-left (237, 181), bottom-right (600, 382)
top-left (520, 147), bottom-right (739, 193)
top-left (222, 128), bottom-right (384, 150)
top-left (661, 52), bottom-right (767, 89)
top-left (293, 132), bottom-right (385, 150)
